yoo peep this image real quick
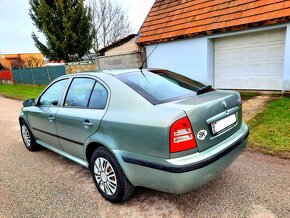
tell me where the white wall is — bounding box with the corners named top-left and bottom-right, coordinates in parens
top-left (145, 37), bottom-right (213, 85)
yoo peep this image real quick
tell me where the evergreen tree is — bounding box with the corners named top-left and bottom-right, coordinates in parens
top-left (29, 0), bottom-right (95, 62)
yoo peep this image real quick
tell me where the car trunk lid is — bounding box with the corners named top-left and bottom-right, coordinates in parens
top-left (158, 90), bottom-right (242, 152)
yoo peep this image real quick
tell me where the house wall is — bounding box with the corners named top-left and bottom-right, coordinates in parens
top-left (105, 38), bottom-right (139, 56)
top-left (145, 37), bottom-right (213, 85)
top-left (0, 53), bottom-right (44, 69)
top-left (145, 24), bottom-right (290, 91)
top-left (97, 52), bottom-right (144, 70)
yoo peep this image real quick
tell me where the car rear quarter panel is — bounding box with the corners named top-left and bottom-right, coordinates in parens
top-left (85, 73), bottom-right (186, 159)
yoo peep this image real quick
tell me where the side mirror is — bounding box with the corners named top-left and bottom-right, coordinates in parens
top-left (23, 98), bottom-right (35, 107)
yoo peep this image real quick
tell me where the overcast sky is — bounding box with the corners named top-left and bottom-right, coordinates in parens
top-left (0, 0), bottom-right (155, 54)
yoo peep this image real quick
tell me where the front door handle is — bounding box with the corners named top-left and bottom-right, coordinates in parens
top-left (48, 115), bottom-right (55, 122)
top-left (83, 120), bottom-right (93, 129)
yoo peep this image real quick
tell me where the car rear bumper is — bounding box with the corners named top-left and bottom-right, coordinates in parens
top-left (115, 123), bottom-right (249, 194)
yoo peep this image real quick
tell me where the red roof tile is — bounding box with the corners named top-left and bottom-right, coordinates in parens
top-left (137, 0), bottom-right (290, 44)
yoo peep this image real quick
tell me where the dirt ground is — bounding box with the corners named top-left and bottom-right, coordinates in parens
top-left (242, 95), bottom-right (277, 122)
top-left (0, 96), bottom-right (289, 218)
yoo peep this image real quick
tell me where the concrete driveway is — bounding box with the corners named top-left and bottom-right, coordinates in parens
top-left (0, 96), bottom-right (289, 218)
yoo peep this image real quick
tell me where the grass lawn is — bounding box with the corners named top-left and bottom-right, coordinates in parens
top-left (247, 96), bottom-right (290, 158)
top-left (0, 84), bottom-right (46, 101)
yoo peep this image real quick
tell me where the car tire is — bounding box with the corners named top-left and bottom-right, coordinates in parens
top-left (90, 147), bottom-right (135, 203)
top-left (20, 120), bottom-right (39, 151)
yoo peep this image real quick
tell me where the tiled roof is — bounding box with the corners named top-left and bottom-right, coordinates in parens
top-left (137, 0), bottom-right (290, 44)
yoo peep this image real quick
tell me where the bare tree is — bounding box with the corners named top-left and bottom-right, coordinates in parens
top-left (88, 0), bottom-right (132, 54)
top-left (25, 57), bottom-right (34, 68)
top-left (24, 56), bottom-right (45, 68)
top-left (10, 59), bottom-right (25, 69)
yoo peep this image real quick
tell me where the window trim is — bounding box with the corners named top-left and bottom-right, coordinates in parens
top-left (63, 77), bottom-right (96, 109)
top-left (62, 76), bottom-right (109, 110)
top-left (37, 78), bottom-right (69, 107)
top-left (87, 82), bottom-right (108, 110)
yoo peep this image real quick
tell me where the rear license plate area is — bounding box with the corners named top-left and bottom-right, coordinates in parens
top-left (211, 114), bottom-right (237, 135)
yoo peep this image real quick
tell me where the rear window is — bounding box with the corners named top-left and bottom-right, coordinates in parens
top-left (116, 70), bottom-right (206, 104)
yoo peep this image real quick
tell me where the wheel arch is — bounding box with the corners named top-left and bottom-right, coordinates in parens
top-left (84, 133), bottom-right (120, 163)
top-left (85, 141), bottom-right (106, 165)
top-left (84, 135), bottom-right (136, 188)
top-left (19, 117), bottom-right (25, 124)
top-left (84, 139), bottom-right (129, 178)
top-left (19, 111), bottom-right (30, 126)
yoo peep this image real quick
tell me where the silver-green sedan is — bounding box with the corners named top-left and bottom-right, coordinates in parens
top-left (19, 69), bottom-right (249, 203)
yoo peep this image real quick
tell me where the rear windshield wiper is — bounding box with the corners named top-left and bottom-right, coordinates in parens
top-left (197, 85), bottom-right (213, 95)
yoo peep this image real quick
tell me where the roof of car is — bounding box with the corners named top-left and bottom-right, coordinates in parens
top-left (70, 68), bottom-right (161, 77)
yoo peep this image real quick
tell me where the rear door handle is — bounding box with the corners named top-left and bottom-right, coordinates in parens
top-left (48, 115), bottom-right (55, 122)
top-left (83, 120), bottom-right (93, 129)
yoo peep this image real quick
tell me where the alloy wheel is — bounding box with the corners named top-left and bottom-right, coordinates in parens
top-left (94, 157), bottom-right (118, 196)
top-left (21, 125), bottom-right (31, 147)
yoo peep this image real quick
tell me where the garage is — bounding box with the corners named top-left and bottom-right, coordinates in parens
top-left (214, 29), bottom-right (286, 90)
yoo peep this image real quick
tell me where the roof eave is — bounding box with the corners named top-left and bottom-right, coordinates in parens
top-left (137, 17), bottom-right (290, 46)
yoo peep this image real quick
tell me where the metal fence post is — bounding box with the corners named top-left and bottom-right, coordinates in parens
top-left (47, 67), bottom-right (51, 84)
top-left (9, 69), bottom-right (14, 83)
top-left (31, 68), bottom-right (35, 85)
top-left (20, 69), bottom-right (24, 84)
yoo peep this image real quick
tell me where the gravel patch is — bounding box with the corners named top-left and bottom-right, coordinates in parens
top-left (242, 95), bottom-right (277, 122)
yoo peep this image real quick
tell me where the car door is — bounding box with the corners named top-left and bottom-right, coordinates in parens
top-left (29, 78), bottom-right (69, 150)
top-left (55, 77), bottom-right (109, 159)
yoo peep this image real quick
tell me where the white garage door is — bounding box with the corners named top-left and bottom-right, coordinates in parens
top-left (214, 29), bottom-right (286, 90)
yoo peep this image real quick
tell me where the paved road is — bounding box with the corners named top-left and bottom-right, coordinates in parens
top-left (0, 96), bottom-right (289, 218)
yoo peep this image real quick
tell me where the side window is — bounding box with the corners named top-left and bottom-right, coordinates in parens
top-left (39, 79), bottom-right (68, 106)
top-left (64, 78), bottom-right (95, 108)
top-left (88, 82), bottom-right (108, 109)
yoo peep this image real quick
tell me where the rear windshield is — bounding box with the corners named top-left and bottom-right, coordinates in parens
top-left (116, 70), bottom-right (206, 105)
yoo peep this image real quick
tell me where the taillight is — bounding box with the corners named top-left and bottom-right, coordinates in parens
top-left (170, 117), bottom-right (197, 153)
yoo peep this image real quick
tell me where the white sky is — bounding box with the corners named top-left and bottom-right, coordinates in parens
top-left (0, 0), bottom-right (155, 54)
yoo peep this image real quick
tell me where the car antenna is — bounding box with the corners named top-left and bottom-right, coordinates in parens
top-left (139, 43), bottom-right (159, 70)
top-left (138, 3), bottom-right (174, 71)
top-left (138, 7), bottom-right (172, 71)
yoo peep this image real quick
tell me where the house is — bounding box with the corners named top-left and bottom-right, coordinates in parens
top-left (98, 34), bottom-right (140, 56)
top-left (0, 53), bottom-right (44, 69)
top-left (137, 0), bottom-right (290, 91)
top-left (97, 34), bottom-right (145, 70)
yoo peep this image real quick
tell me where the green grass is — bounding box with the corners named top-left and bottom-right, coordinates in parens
top-left (248, 96), bottom-right (290, 158)
top-left (0, 84), bottom-right (46, 101)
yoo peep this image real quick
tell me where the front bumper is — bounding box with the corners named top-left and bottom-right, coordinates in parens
top-left (115, 123), bottom-right (249, 194)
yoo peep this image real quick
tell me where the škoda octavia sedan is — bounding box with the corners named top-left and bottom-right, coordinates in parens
top-left (20, 69), bottom-right (249, 203)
